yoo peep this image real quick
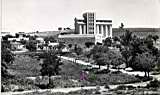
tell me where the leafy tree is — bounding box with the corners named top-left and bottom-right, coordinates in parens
top-left (57, 42), bottom-right (65, 57)
top-left (134, 52), bottom-right (156, 77)
top-left (20, 39), bottom-right (27, 45)
top-left (40, 51), bottom-right (62, 85)
top-left (15, 33), bottom-right (19, 38)
top-left (94, 53), bottom-right (109, 69)
top-left (26, 40), bottom-right (37, 51)
top-left (57, 42), bottom-right (65, 50)
top-left (68, 44), bottom-right (72, 49)
top-left (38, 44), bottom-right (44, 50)
top-left (29, 36), bottom-right (37, 40)
top-left (93, 49), bottom-right (115, 69)
top-left (44, 36), bottom-right (56, 44)
top-left (121, 47), bottom-right (132, 67)
top-left (5, 34), bottom-right (13, 38)
top-left (103, 37), bottom-right (112, 47)
top-left (90, 45), bottom-right (109, 56)
top-left (1, 41), bottom-right (14, 78)
top-left (111, 53), bottom-right (123, 71)
top-left (113, 36), bottom-right (120, 42)
top-left (144, 37), bottom-right (154, 49)
top-left (85, 42), bottom-right (94, 48)
top-left (120, 30), bottom-right (133, 46)
top-left (58, 27), bottom-right (62, 31)
top-left (75, 46), bottom-right (83, 57)
top-left (74, 46), bottom-right (83, 63)
top-left (152, 35), bottom-right (159, 43)
top-left (84, 51), bottom-right (91, 62)
top-left (119, 23), bottom-right (124, 29)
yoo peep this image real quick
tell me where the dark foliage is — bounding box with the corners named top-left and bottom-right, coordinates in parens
top-left (85, 42), bottom-right (94, 48)
top-left (26, 40), bottom-right (37, 51)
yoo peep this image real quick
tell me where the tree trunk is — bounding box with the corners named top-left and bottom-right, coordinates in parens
top-left (147, 71), bottom-right (150, 78)
top-left (145, 72), bottom-right (147, 77)
top-left (48, 76), bottom-right (52, 88)
top-left (107, 64), bottom-right (110, 70)
top-left (75, 58), bottom-right (76, 63)
top-left (87, 57), bottom-right (89, 62)
top-left (99, 65), bottom-right (100, 69)
top-left (117, 66), bottom-right (120, 71)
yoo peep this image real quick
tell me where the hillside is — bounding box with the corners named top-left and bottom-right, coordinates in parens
top-left (112, 28), bottom-right (160, 37)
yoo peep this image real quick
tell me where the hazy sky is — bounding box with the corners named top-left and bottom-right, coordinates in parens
top-left (2, 0), bottom-right (160, 32)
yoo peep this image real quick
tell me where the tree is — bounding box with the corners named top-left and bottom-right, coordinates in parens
top-left (57, 42), bottom-right (65, 57)
top-left (15, 33), bottom-right (19, 38)
top-left (113, 36), bottom-right (120, 42)
top-left (84, 51), bottom-right (91, 62)
top-left (40, 51), bottom-right (62, 86)
top-left (111, 53), bottom-right (123, 71)
top-left (68, 44), bottom-right (72, 49)
top-left (26, 40), bottom-right (37, 51)
top-left (94, 53), bottom-right (108, 69)
top-left (74, 46), bottom-right (83, 63)
top-left (75, 46), bottom-right (83, 57)
top-left (85, 42), bottom-right (94, 48)
top-left (58, 27), bottom-right (62, 31)
top-left (144, 37), bottom-right (154, 49)
top-left (119, 23), bottom-right (124, 29)
top-left (93, 49), bottom-right (115, 70)
top-left (90, 45), bottom-right (109, 56)
top-left (5, 34), bottom-right (13, 38)
top-left (1, 41), bottom-right (14, 78)
top-left (103, 37), bottom-right (112, 47)
top-left (20, 39), bottom-right (27, 45)
top-left (121, 47), bottom-right (132, 67)
top-left (134, 52), bottom-right (156, 78)
top-left (44, 36), bottom-right (56, 44)
top-left (152, 35), bottom-right (159, 43)
top-left (120, 30), bottom-right (133, 46)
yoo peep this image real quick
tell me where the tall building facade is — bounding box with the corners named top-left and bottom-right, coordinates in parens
top-left (75, 12), bottom-right (112, 43)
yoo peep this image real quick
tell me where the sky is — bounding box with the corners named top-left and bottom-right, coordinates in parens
top-left (1, 0), bottom-right (160, 33)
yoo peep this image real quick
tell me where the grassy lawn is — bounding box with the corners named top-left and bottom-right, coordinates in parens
top-left (8, 54), bottom-right (41, 77)
top-left (60, 59), bottom-right (141, 86)
top-left (60, 59), bottom-right (84, 79)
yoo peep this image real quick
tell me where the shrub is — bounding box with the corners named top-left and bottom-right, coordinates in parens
top-left (95, 69), bottom-right (110, 74)
top-left (95, 91), bottom-right (101, 94)
top-left (127, 85), bottom-right (136, 90)
top-left (135, 75), bottom-right (153, 82)
top-left (146, 79), bottom-right (160, 88)
top-left (13, 88), bottom-right (24, 92)
top-left (104, 84), bottom-right (110, 89)
top-left (116, 85), bottom-right (126, 90)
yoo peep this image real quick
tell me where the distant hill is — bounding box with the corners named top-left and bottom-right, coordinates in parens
top-left (112, 28), bottom-right (160, 37)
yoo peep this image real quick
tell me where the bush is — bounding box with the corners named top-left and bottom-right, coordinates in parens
top-left (104, 84), bottom-right (110, 89)
top-left (127, 85), bottom-right (136, 90)
top-left (135, 75), bottom-right (153, 82)
top-left (13, 88), bottom-right (24, 92)
top-left (95, 69), bottom-right (110, 74)
top-left (35, 84), bottom-right (50, 89)
top-left (95, 91), bottom-right (101, 94)
top-left (116, 85), bottom-right (126, 90)
top-left (146, 79), bottom-right (160, 88)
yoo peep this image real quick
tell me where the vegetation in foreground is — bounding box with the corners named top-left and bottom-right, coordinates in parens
top-left (1, 25), bottom-right (160, 94)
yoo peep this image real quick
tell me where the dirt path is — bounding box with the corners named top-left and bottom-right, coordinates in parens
top-left (1, 86), bottom-right (97, 95)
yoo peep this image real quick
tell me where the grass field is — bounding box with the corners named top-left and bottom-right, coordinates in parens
top-left (8, 54), bottom-right (41, 77)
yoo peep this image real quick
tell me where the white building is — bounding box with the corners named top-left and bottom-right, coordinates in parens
top-left (74, 12), bottom-right (112, 43)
